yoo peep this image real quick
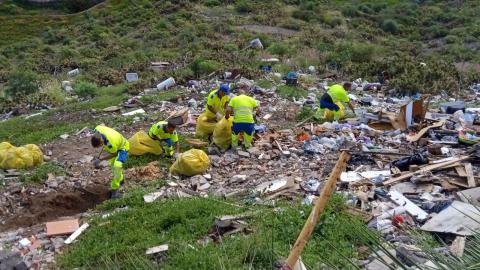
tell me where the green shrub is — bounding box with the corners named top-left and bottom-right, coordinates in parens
top-left (445, 35), bottom-right (459, 44)
top-left (277, 85), bottom-right (308, 100)
top-left (190, 59), bottom-right (220, 77)
top-left (382, 19), bottom-right (399, 34)
top-left (235, 0), bottom-right (254, 13)
top-left (292, 9), bottom-right (316, 22)
top-left (74, 81), bottom-right (98, 98)
top-left (5, 71), bottom-right (40, 98)
top-left (204, 0), bottom-right (220, 7)
top-left (21, 162), bottom-right (65, 184)
top-left (429, 25), bottom-right (448, 38)
top-left (268, 42), bottom-right (291, 56)
top-left (350, 43), bottom-right (375, 63)
top-left (223, 43), bottom-right (239, 52)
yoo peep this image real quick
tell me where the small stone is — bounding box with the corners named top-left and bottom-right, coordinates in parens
top-left (231, 175), bottom-right (247, 182)
top-left (203, 174), bottom-right (212, 180)
top-left (59, 134), bottom-right (69, 140)
top-left (198, 182), bottom-right (211, 191)
top-left (237, 150), bottom-right (250, 158)
top-left (247, 147), bottom-right (261, 156)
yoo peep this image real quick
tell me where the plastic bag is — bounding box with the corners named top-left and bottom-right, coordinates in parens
top-left (128, 131), bottom-right (163, 156)
top-left (195, 112), bottom-right (217, 137)
top-left (169, 149), bottom-right (210, 176)
top-left (212, 117), bottom-right (233, 150)
top-left (0, 142), bottom-right (43, 169)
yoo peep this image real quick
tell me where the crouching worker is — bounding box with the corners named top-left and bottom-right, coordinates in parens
top-left (91, 125), bottom-right (129, 199)
top-left (225, 90), bottom-right (259, 149)
top-left (316, 82), bottom-right (355, 121)
top-left (206, 83), bottom-right (230, 122)
top-left (148, 120), bottom-right (179, 157)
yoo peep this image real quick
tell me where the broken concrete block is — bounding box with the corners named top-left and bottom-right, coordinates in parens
top-left (146, 244), bottom-right (168, 255)
top-left (143, 191), bottom-right (164, 203)
top-left (59, 134), bottom-right (69, 140)
top-left (19, 238), bottom-right (31, 247)
top-left (46, 219), bottom-right (79, 236)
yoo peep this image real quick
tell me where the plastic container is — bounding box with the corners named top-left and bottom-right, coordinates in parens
top-left (157, 77), bottom-right (175, 90)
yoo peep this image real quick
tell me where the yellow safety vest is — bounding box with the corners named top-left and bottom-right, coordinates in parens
top-left (228, 95), bottom-right (258, 124)
top-left (94, 125), bottom-right (130, 154)
top-left (148, 121), bottom-right (179, 142)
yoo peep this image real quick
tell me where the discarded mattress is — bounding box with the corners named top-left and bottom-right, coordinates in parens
top-left (0, 142), bottom-right (43, 169)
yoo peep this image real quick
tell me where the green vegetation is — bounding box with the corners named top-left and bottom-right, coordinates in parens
top-left (74, 81), bottom-right (98, 98)
top-left (59, 194), bottom-right (369, 269)
top-left (140, 89), bottom-right (186, 105)
top-left (277, 85), bottom-right (308, 100)
top-left (21, 162), bottom-right (66, 184)
top-left (5, 71), bottom-right (39, 98)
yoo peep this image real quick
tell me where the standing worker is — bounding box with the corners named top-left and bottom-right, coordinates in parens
top-left (225, 90), bottom-right (259, 149)
top-left (148, 120), bottom-right (180, 157)
top-left (206, 83), bottom-right (230, 121)
top-left (91, 125), bottom-right (129, 199)
top-left (316, 82), bottom-right (355, 121)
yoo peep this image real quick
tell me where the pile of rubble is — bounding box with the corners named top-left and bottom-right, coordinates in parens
top-left (1, 68), bottom-right (480, 269)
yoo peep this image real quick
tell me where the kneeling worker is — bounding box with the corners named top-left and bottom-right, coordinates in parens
top-left (91, 125), bottom-right (129, 199)
top-left (317, 82), bottom-right (355, 121)
top-left (225, 90), bottom-right (259, 149)
top-left (148, 120), bottom-right (179, 157)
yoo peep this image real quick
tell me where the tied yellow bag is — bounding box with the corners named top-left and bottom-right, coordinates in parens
top-left (212, 117), bottom-right (233, 150)
top-left (195, 112), bottom-right (217, 137)
top-left (0, 142), bottom-right (43, 169)
top-left (169, 149), bottom-right (210, 176)
top-left (128, 131), bottom-right (163, 156)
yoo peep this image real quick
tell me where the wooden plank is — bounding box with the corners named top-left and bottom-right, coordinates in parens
top-left (455, 166), bottom-right (467, 177)
top-left (406, 119), bottom-right (445, 142)
top-left (383, 156), bottom-right (470, 186)
top-left (285, 151), bottom-right (350, 269)
top-left (421, 201), bottom-right (480, 236)
top-left (388, 191), bottom-right (428, 221)
top-left (464, 163), bottom-right (476, 188)
top-left (448, 179), bottom-right (470, 188)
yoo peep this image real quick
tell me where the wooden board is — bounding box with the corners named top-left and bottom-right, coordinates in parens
top-left (383, 156), bottom-right (470, 186)
top-left (421, 201), bottom-right (480, 236)
top-left (406, 119), bottom-right (446, 142)
top-left (455, 166), bottom-right (467, 177)
top-left (464, 163), bottom-right (476, 188)
top-left (457, 187), bottom-right (480, 206)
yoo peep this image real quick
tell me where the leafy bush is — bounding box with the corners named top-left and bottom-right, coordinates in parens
top-left (5, 71), bottom-right (40, 98)
top-left (350, 43), bottom-right (375, 63)
top-left (74, 81), bottom-right (98, 98)
top-left (268, 42), bottom-right (291, 56)
top-left (21, 162), bottom-right (65, 184)
top-left (189, 59), bottom-right (220, 78)
top-left (235, 0), bottom-right (254, 13)
top-left (382, 19), bottom-right (399, 34)
top-left (204, 0), bottom-right (220, 7)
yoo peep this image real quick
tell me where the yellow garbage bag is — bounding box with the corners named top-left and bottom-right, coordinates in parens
top-left (169, 149), bottom-right (210, 176)
top-left (212, 117), bottom-right (233, 150)
top-left (128, 131), bottom-right (163, 156)
top-left (0, 142), bottom-right (43, 169)
top-left (195, 112), bottom-right (217, 137)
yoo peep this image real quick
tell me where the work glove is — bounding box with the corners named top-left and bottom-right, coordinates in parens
top-left (216, 112), bottom-right (223, 121)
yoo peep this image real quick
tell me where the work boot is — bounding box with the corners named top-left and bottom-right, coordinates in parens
top-left (110, 189), bottom-right (121, 199)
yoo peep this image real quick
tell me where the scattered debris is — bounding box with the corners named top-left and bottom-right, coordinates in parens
top-left (64, 223), bottom-right (89, 245)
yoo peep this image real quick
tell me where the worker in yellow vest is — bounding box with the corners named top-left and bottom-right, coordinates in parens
top-left (205, 84), bottom-right (230, 121)
top-left (148, 120), bottom-right (179, 157)
top-left (225, 90), bottom-right (259, 149)
top-left (91, 125), bottom-right (129, 199)
top-left (316, 82), bottom-right (355, 121)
